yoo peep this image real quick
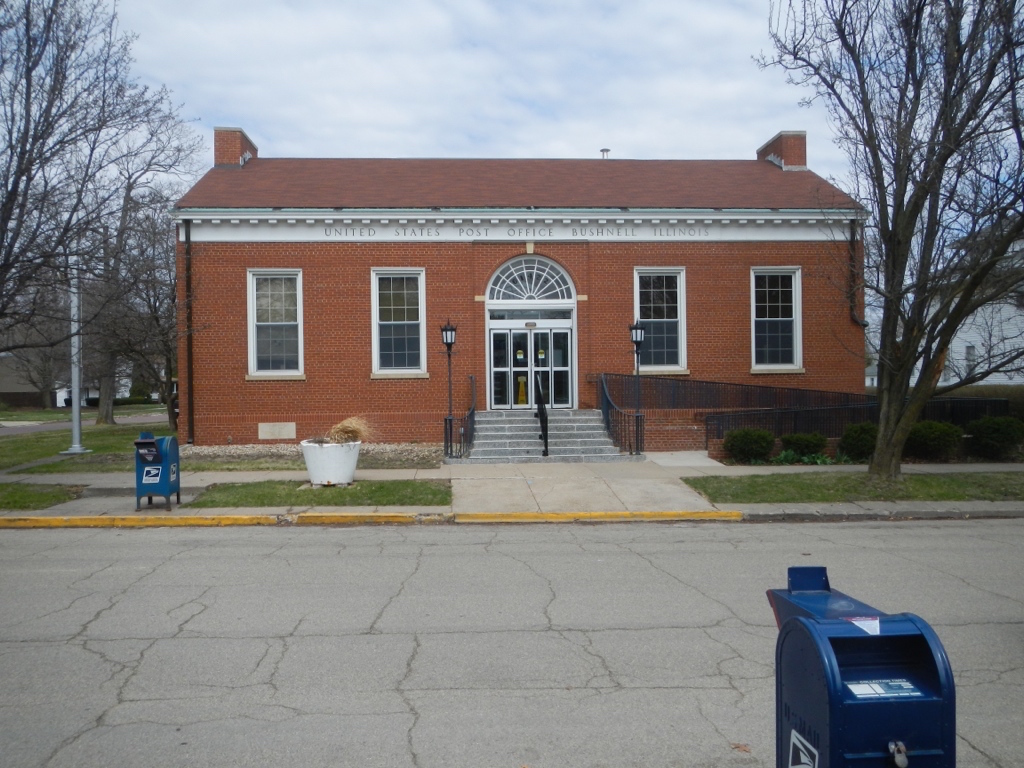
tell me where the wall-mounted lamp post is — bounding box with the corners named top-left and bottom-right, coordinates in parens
top-left (629, 320), bottom-right (645, 454)
top-left (441, 320), bottom-right (457, 457)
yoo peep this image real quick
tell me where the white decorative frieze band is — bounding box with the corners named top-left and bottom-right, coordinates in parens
top-left (176, 210), bottom-right (861, 243)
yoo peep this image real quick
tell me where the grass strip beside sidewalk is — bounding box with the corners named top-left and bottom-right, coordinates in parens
top-left (0, 483), bottom-right (80, 510)
top-left (187, 480), bottom-right (451, 508)
top-left (686, 471), bottom-right (1024, 504)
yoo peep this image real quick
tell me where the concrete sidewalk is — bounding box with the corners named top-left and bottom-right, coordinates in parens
top-left (3, 450), bottom-right (1024, 527)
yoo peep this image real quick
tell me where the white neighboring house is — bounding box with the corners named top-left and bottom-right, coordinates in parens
top-left (54, 385), bottom-right (103, 407)
top-left (869, 296), bottom-right (1024, 390)
top-left (937, 295), bottom-right (1024, 385)
top-left (865, 363), bottom-right (878, 388)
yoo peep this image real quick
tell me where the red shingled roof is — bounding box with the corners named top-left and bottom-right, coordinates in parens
top-left (175, 157), bottom-right (861, 211)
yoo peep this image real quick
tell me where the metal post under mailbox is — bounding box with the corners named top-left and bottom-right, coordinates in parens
top-left (766, 566), bottom-right (955, 768)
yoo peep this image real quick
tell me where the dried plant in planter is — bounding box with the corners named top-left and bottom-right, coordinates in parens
top-left (326, 416), bottom-right (374, 444)
top-left (301, 417), bottom-right (375, 486)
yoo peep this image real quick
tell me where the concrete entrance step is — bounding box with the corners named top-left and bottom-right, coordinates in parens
top-left (452, 409), bottom-right (640, 464)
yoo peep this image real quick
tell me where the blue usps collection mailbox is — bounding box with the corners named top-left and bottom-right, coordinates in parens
top-left (766, 567), bottom-right (955, 768)
top-left (133, 432), bottom-right (180, 511)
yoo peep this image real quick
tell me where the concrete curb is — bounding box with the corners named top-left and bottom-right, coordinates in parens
top-left (451, 510), bottom-right (744, 524)
top-left (0, 514), bottom-right (281, 528)
top-left (0, 508), bottom-right (745, 528)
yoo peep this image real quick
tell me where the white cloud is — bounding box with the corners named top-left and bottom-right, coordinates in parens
top-left (117, 0), bottom-right (849, 180)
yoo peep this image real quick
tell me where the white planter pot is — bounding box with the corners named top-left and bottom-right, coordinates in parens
top-left (300, 440), bottom-right (361, 486)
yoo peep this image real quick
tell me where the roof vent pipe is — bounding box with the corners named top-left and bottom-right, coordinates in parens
top-left (600, 148), bottom-right (610, 159)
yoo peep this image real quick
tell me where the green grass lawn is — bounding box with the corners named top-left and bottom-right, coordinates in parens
top-left (0, 424), bottom-right (157, 472)
top-left (0, 483), bottom-right (79, 510)
top-left (686, 471), bottom-right (1024, 503)
top-left (0, 403), bottom-right (165, 423)
top-left (0, 409), bottom-right (73, 423)
top-left (187, 480), bottom-right (451, 508)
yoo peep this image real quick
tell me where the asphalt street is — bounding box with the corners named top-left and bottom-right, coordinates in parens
top-left (1, 520), bottom-right (1021, 768)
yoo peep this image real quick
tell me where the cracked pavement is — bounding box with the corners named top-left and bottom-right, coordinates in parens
top-left (1, 520), bottom-right (1022, 767)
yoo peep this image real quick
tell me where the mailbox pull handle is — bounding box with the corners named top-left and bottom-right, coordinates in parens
top-left (889, 740), bottom-right (909, 768)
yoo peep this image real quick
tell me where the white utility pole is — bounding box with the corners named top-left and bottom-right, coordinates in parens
top-left (62, 257), bottom-right (90, 455)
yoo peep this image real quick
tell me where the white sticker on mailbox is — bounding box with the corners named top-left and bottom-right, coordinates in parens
top-left (843, 615), bottom-right (881, 635)
top-left (789, 729), bottom-right (818, 767)
top-left (846, 679), bottom-right (923, 698)
top-left (142, 466), bottom-right (162, 484)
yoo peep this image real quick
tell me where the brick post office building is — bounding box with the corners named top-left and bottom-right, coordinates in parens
top-left (173, 127), bottom-right (866, 449)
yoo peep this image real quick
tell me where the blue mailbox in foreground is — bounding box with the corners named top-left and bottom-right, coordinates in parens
top-left (767, 567), bottom-right (954, 768)
top-left (133, 432), bottom-right (180, 511)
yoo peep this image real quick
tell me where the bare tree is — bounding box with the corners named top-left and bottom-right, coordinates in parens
top-left (5, 285), bottom-right (69, 405)
top-left (765, 0), bottom-right (1024, 479)
top-left (1, 0), bottom-right (201, 423)
top-left (86, 115), bottom-right (201, 425)
top-left (97, 187), bottom-right (181, 429)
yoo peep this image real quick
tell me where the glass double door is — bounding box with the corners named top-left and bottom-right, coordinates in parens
top-left (491, 328), bottom-right (571, 409)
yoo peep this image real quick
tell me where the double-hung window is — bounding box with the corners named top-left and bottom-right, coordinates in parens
top-left (248, 270), bottom-right (303, 376)
top-left (751, 268), bottom-right (802, 370)
top-left (965, 345), bottom-right (979, 375)
top-left (634, 269), bottom-right (686, 370)
top-left (372, 268), bottom-right (426, 375)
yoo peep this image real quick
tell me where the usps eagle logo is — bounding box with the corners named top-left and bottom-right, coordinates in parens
top-left (789, 729), bottom-right (818, 768)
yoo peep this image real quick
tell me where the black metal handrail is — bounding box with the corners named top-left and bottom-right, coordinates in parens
top-left (534, 373), bottom-right (550, 456)
top-left (444, 375), bottom-right (477, 458)
top-left (704, 397), bottom-right (1010, 445)
top-left (599, 374), bottom-right (644, 454)
top-left (602, 373), bottom-right (872, 412)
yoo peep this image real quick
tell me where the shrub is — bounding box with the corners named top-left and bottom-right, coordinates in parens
top-left (770, 448), bottom-right (834, 466)
top-left (839, 422), bottom-right (878, 461)
top-left (799, 453), bottom-right (834, 465)
top-left (723, 428), bottom-right (775, 463)
top-left (903, 420), bottom-right (962, 461)
top-left (965, 416), bottom-right (1024, 460)
top-left (780, 432), bottom-right (827, 457)
top-left (114, 396), bottom-right (154, 406)
top-left (770, 449), bottom-right (802, 465)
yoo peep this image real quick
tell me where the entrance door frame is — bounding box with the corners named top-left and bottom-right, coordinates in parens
top-left (484, 257), bottom-right (578, 411)
top-left (488, 322), bottom-right (575, 409)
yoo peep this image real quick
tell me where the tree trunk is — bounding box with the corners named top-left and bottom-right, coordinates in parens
top-left (163, 362), bottom-right (177, 431)
top-left (868, 421), bottom-right (906, 480)
top-left (94, 351), bottom-right (118, 425)
top-left (869, 378), bottom-right (935, 480)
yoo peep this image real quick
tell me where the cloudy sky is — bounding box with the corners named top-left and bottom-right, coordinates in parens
top-left (116, 0), bottom-right (849, 181)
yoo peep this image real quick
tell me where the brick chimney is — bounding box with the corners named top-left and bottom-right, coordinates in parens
top-left (213, 127), bottom-right (259, 166)
top-left (756, 131), bottom-right (807, 170)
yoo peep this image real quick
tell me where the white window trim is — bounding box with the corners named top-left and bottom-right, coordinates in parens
top-left (247, 269), bottom-right (304, 377)
top-left (750, 267), bottom-right (803, 372)
top-left (371, 267), bottom-right (427, 376)
top-left (633, 267), bottom-right (687, 372)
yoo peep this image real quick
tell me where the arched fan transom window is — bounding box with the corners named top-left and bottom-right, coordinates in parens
top-left (488, 257), bottom-right (574, 301)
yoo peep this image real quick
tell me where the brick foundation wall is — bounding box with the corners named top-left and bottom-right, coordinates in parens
top-left (643, 409), bottom-right (709, 451)
top-left (177, 239), bottom-right (865, 445)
